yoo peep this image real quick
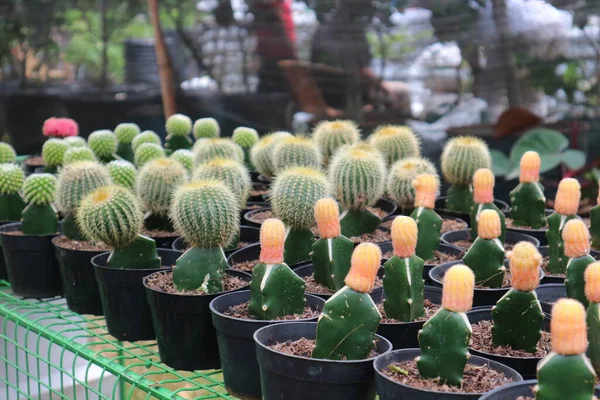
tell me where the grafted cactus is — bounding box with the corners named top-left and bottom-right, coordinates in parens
top-left (0, 164), bottom-right (26, 221)
top-left (42, 139), bottom-right (69, 173)
top-left (410, 173), bottom-right (443, 261)
top-left (114, 123), bottom-right (140, 162)
top-left (547, 178), bottom-right (581, 274)
top-left (134, 143), bottom-right (165, 168)
top-left (470, 168), bottom-right (506, 242)
top-left (369, 125), bottom-right (420, 166)
top-left (193, 158), bottom-right (251, 209)
top-left (232, 126), bottom-right (259, 169)
top-left (193, 138), bottom-right (244, 166)
top-left (63, 147), bottom-right (96, 165)
top-left (132, 130), bottom-right (161, 152)
top-left (87, 130), bottom-right (117, 163)
top-left (64, 136), bottom-right (87, 148)
top-left (386, 157), bottom-right (438, 210)
top-left (312, 120), bottom-right (360, 165)
top-left (250, 132), bottom-right (293, 178)
top-left (107, 160), bottom-right (136, 189)
top-left (193, 118), bottom-right (220, 139)
top-left (170, 149), bottom-right (193, 174)
top-left (165, 114), bottom-right (193, 153)
top-left (563, 219), bottom-right (595, 307)
top-left (585, 262), bottom-right (600, 374)
top-left (510, 151), bottom-right (547, 229)
top-left (272, 136), bottom-right (322, 173)
top-left (0, 143), bottom-right (16, 164)
top-left (21, 174), bottom-right (58, 235)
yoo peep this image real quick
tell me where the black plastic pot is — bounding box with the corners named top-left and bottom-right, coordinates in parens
top-left (441, 229), bottom-right (540, 250)
top-left (374, 348), bottom-right (523, 399)
top-left (254, 322), bottom-right (392, 400)
top-left (53, 236), bottom-right (105, 315)
top-left (0, 220), bottom-right (14, 281)
top-left (242, 202), bottom-right (268, 221)
top-left (435, 197), bottom-right (510, 226)
top-left (144, 269), bottom-right (251, 371)
top-left (535, 284), bottom-right (566, 315)
top-left (377, 286), bottom-right (442, 350)
top-left (243, 207), bottom-right (270, 228)
top-left (467, 307), bottom-right (550, 379)
top-left (480, 379), bottom-right (600, 399)
top-left (92, 249), bottom-right (177, 341)
top-left (504, 209), bottom-right (552, 247)
top-left (174, 226), bottom-right (260, 257)
top-left (210, 291), bottom-right (325, 400)
top-left (537, 246), bottom-right (600, 284)
top-left (0, 222), bottom-right (62, 298)
top-left (249, 182), bottom-right (270, 203)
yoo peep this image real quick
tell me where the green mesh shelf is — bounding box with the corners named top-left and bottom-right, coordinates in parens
top-left (0, 281), bottom-right (235, 399)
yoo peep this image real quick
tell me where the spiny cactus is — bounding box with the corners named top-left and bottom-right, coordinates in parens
top-left (271, 167), bottom-right (330, 265)
top-left (88, 130), bottom-right (117, 163)
top-left (585, 262), bottom-right (600, 374)
top-left (311, 197), bottom-right (354, 290)
top-left (232, 126), bottom-right (259, 170)
top-left (64, 136), bottom-right (87, 148)
top-left (193, 158), bottom-right (250, 208)
top-left (134, 143), bottom-right (165, 168)
top-left (410, 173), bottom-right (443, 261)
top-left (313, 243), bottom-right (382, 360)
top-left (441, 136), bottom-right (491, 213)
top-left (0, 164), bottom-right (25, 221)
top-left (535, 299), bottom-right (595, 400)
top-left (463, 209), bottom-right (505, 288)
top-left (547, 178), bottom-right (581, 274)
top-left (272, 136), bottom-right (322, 173)
top-left (471, 168), bottom-right (506, 242)
top-left (510, 151), bottom-right (547, 229)
top-left (383, 216), bottom-right (425, 321)
top-left (312, 120), bottom-right (360, 165)
top-left (169, 149), bottom-right (193, 174)
top-left (193, 117), bottom-right (220, 139)
top-left (369, 125), bottom-right (420, 166)
top-left (42, 138), bottom-right (69, 173)
top-left (132, 130), bottom-right (161, 152)
top-left (0, 143), bottom-right (16, 164)
top-left (170, 181), bottom-right (239, 293)
top-left (114, 123), bottom-right (140, 162)
top-left (249, 218), bottom-right (306, 319)
top-left (193, 138), bottom-right (244, 166)
top-left (63, 147), bottom-right (96, 165)
top-left (417, 264), bottom-right (474, 387)
top-left (21, 174), bottom-right (58, 235)
top-left (492, 242), bottom-right (543, 353)
top-left (563, 219), bottom-right (595, 307)
top-left (165, 114), bottom-right (193, 153)
top-left (250, 132), bottom-right (293, 178)
top-left (386, 157), bottom-right (437, 210)
top-left (107, 160), bottom-right (136, 189)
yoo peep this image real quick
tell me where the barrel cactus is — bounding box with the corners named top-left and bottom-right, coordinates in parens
top-left (114, 123), bottom-right (140, 162)
top-left (563, 219), bottom-right (595, 307)
top-left (132, 130), bottom-right (161, 152)
top-left (165, 114), bottom-right (193, 153)
top-left (193, 117), bottom-right (220, 139)
top-left (42, 138), bottom-right (69, 173)
top-left (193, 138), bottom-right (244, 166)
top-left (250, 132), bottom-right (293, 179)
top-left (0, 143), bottom-right (16, 164)
top-left (386, 157), bottom-right (437, 210)
top-left (272, 136), bottom-right (322, 173)
top-left (585, 262), bottom-right (600, 374)
top-left (547, 178), bottom-right (581, 274)
top-left (0, 164), bottom-right (26, 221)
top-left (63, 147), bottom-right (96, 165)
top-left (410, 173), bottom-right (443, 261)
top-left (312, 120), bottom-right (360, 164)
top-left (470, 168), bottom-right (506, 242)
top-left (193, 158), bottom-right (250, 208)
top-left (21, 173), bottom-right (58, 235)
top-left (88, 130), bottom-right (117, 163)
top-left (369, 125), bottom-right (420, 166)
top-left (169, 149), bottom-right (193, 174)
top-left (232, 126), bottom-right (259, 169)
top-left (134, 143), bottom-right (165, 168)
top-left (64, 136), bottom-right (87, 148)
top-left (510, 151), bottom-right (547, 229)
top-left (107, 160), bottom-right (136, 189)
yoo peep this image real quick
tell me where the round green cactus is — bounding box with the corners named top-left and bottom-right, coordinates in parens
top-left (369, 125), bottom-right (421, 166)
top-left (312, 120), bottom-right (360, 164)
top-left (132, 130), bottom-right (161, 152)
top-left (250, 131), bottom-right (293, 178)
top-left (64, 136), bottom-right (87, 148)
top-left (114, 123), bottom-right (140, 144)
top-left (0, 143), bottom-right (17, 164)
top-left (56, 161), bottom-right (112, 212)
top-left (22, 173), bottom-right (57, 205)
top-left (166, 114), bottom-right (192, 137)
top-left (0, 164), bottom-right (25, 195)
top-left (21, 173), bottom-right (59, 235)
top-left (272, 136), bottom-right (322, 173)
top-left (193, 118), bottom-right (220, 139)
top-left (232, 127), bottom-right (259, 148)
top-left (441, 136), bottom-right (491, 185)
top-left (271, 167), bottom-right (330, 229)
top-left (193, 158), bottom-right (251, 207)
top-left (134, 143), bottom-right (165, 168)
top-left (169, 149), bottom-right (193, 173)
top-left (193, 138), bottom-right (244, 166)
top-left (107, 160), bottom-right (136, 189)
top-left (387, 157), bottom-right (438, 209)
top-left (63, 147), bottom-right (96, 165)
top-left (136, 158), bottom-right (188, 216)
top-left (170, 180), bottom-right (239, 248)
top-left (42, 139), bottom-right (69, 167)
top-left (87, 130), bottom-right (117, 160)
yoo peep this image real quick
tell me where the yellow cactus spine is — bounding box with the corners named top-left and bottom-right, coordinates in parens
top-left (314, 198), bottom-right (341, 239)
top-left (473, 168), bottom-right (495, 204)
top-left (391, 216), bottom-right (418, 258)
top-left (519, 151), bottom-right (541, 183)
top-left (344, 243), bottom-right (382, 293)
top-left (563, 219), bottom-right (591, 259)
top-left (413, 173), bottom-right (438, 209)
top-left (550, 298), bottom-right (587, 355)
top-left (442, 264), bottom-right (475, 313)
top-left (555, 178), bottom-right (581, 216)
top-left (477, 209), bottom-right (501, 239)
top-left (509, 241), bottom-right (542, 291)
top-left (259, 218), bottom-right (285, 265)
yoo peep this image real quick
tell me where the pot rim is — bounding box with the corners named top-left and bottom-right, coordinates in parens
top-left (441, 229), bottom-right (541, 248)
top-left (91, 249), bottom-right (180, 273)
top-left (379, 286), bottom-right (442, 326)
top-left (0, 221), bottom-right (60, 238)
top-left (52, 235), bottom-right (110, 253)
top-left (142, 269), bottom-right (251, 297)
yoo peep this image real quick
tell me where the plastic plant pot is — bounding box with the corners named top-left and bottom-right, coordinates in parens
top-left (243, 207), bottom-right (272, 229)
top-left (505, 209), bottom-right (553, 247)
top-left (441, 229), bottom-right (540, 250)
top-left (172, 226), bottom-right (260, 257)
top-left (535, 284), bottom-right (566, 315)
top-left (210, 290), bottom-right (325, 400)
top-left (537, 246), bottom-right (600, 285)
top-left (0, 220), bottom-right (14, 281)
top-left (241, 202), bottom-right (268, 221)
top-left (435, 197), bottom-right (510, 227)
top-left (249, 182), bottom-right (269, 203)
top-left (254, 322), bottom-right (392, 400)
top-left (479, 379), bottom-right (600, 399)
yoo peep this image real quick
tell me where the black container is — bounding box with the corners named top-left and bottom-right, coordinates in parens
top-left (243, 207), bottom-right (270, 228)
top-left (441, 229), bottom-right (540, 250)
top-left (144, 269), bottom-right (251, 371)
top-left (241, 202), bottom-right (268, 221)
top-left (377, 286), bottom-right (442, 350)
top-left (480, 379), bottom-right (600, 399)
top-left (53, 236), bottom-right (105, 315)
top-left (254, 322), bottom-right (392, 400)
top-left (537, 246), bottom-right (600, 284)
top-left (0, 222), bottom-right (62, 298)
top-left (210, 291), bottom-right (325, 400)
top-left (249, 182), bottom-right (269, 203)
top-left (505, 209), bottom-right (553, 246)
top-left (467, 307), bottom-right (550, 379)
top-left (435, 197), bottom-right (510, 226)
top-left (92, 249), bottom-right (178, 341)
top-left (0, 220), bottom-right (14, 281)
top-left (535, 284), bottom-right (566, 314)
top-left (173, 226), bottom-right (260, 257)
top-left (374, 348), bottom-right (523, 400)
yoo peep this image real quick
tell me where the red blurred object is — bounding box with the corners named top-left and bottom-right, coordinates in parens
top-left (42, 118), bottom-right (79, 138)
top-left (494, 107), bottom-right (542, 139)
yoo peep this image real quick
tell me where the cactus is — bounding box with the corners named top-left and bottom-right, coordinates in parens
top-left (248, 218), bottom-right (306, 319)
top-left (250, 132), bottom-right (293, 178)
top-left (311, 197), bottom-right (354, 290)
top-left (114, 123), bottom-right (140, 162)
top-left (42, 138), bottom-right (69, 173)
top-left (0, 164), bottom-right (26, 221)
top-left (170, 181), bottom-right (239, 293)
top-left (369, 125), bottom-right (420, 166)
top-left (64, 136), bottom-right (87, 148)
top-left (132, 130), bottom-right (161, 152)
top-left (56, 161), bottom-right (112, 240)
top-left (21, 174), bottom-right (58, 235)
top-left (563, 219), bottom-right (595, 307)
top-left (169, 149), bottom-right (193, 174)
top-left (441, 136), bottom-right (491, 213)
top-left (470, 168), bottom-right (506, 242)
top-left (312, 120), bottom-right (360, 164)
top-left (547, 178), bottom-right (581, 274)
top-left (193, 117), bottom-right (220, 139)
top-left (328, 143), bottom-right (386, 237)
top-left (313, 243), bottom-right (382, 360)
top-left (410, 173), bottom-right (443, 261)
top-left (591, 185), bottom-right (600, 249)
top-left (87, 130), bottom-right (117, 163)
top-left (386, 157), bottom-right (438, 210)
top-left (383, 216), bottom-right (425, 321)
top-left (136, 158), bottom-right (187, 231)
top-left (510, 151), bottom-right (547, 229)
top-left (165, 114), bottom-right (193, 153)
top-left (134, 143), bottom-right (165, 168)
top-left (193, 158), bottom-right (250, 208)
top-left (78, 185), bottom-right (160, 269)
top-left (272, 136), bottom-right (322, 173)
top-left (585, 262), bottom-right (600, 374)
top-left (271, 167), bottom-right (330, 265)
top-left (0, 143), bottom-right (16, 164)
top-left (107, 160), bottom-right (136, 189)
top-left (492, 242), bottom-right (544, 353)
top-left (193, 138), bottom-right (244, 166)
top-left (535, 298), bottom-right (595, 400)
top-left (63, 147), bottom-right (96, 165)
top-left (42, 117), bottom-right (78, 138)
top-left (232, 126), bottom-right (259, 170)
top-left (463, 209), bottom-right (506, 288)
top-left (417, 264), bottom-right (474, 387)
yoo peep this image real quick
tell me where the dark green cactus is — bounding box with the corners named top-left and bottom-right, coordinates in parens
top-left (586, 263), bottom-right (600, 374)
top-left (21, 173), bottom-right (58, 235)
top-left (510, 182), bottom-right (547, 229)
top-left (249, 263), bottom-right (306, 319)
top-left (411, 208), bottom-right (442, 261)
top-left (383, 255), bottom-right (425, 321)
top-left (492, 290), bottom-right (544, 353)
top-left (471, 203), bottom-right (507, 242)
top-left (464, 237), bottom-right (505, 287)
top-left (0, 164), bottom-right (26, 222)
top-left (592, 204), bottom-right (600, 249)
top-left (547, 213), bottom-right (578, 274)
top-left (567, 255), bottom-right (595, 307)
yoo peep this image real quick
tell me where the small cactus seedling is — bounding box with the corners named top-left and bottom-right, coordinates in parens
top-left (248, 219), bottom-right (306, 319)
top-left (492, 242), bottom-right (543, 353)
top-left (193, 118), bottom-right (220, 140)
top-left (470, 168), bottom-right (506, 242)
top-left (132, 131), bottom-right (161, 152)
top-left (271, 167), bottom-right (330, 265)
top-left (368, 125), bottom-right (421, 166)
top-left (169, 149), bottom-right (193, 174)
top-left (42, 117), bottom-right (78, 138)
top-left (547, 178), bottom-right (581, 274)
top-left (114, 123), bottom-right (140, 162)
top-left (272, 136), bottom-right (322, 173)
top-left (63, 147), bottom-right (96, 165)
top-left (386, 157), bottom-right (438, 210)
top-left (0, 143), bottom-right (16, 164)
top-left (329, 143), bottom-right (386, 237)
top-left (78, 185), bottom-right (160, 269)
top-left (383, 216), bottom-right (425, 321)
top-left (42, 139), bottom-right (69, 173)
top-left (311, 198), bottom-right (354, 291)
top-left (232, 126), bottom-right (259, 170)
top-left (107, 160), bottom-right (136, 189)
top-left (193, 158), bottom-right (250, 208)
top-left (510, 151), bottom-right (547, 229)
top-left (313, 243), bottom-right (382, 360)
top-left (88, 130), bottom-right (117, 163)
top-left (134, 143), bottom-right (165, 168)
top-left (463, 209), bottom-right (506, 288)
top-left (170, 181), bottom-right (239, 293)
top-left (165, 114), bottom-right (193, 153)
top-left (250, 132), bottom-right (292, 178)
top-left (193, 138), bottom-right (244, 166)
top-left (21, 174), bottom-right (58, 235)
top-left (417, 264), bottom-right (474, 387)
top-left (64, 136), bottom-right (87, 148)
top-left (312, 120), bottom-right (360, 165)
top-left (409, 173), bottom-right (443, 261)
top-left (591, 185), bottom-right (600, 249)
top-left (535, 299), bottom-right (596, 400)
top-left (136, 158), bottom-right (188, 231)
top-left (0, 164), bottom-right (26, 221)
top-left (585, 262), bottom-right (600, 374)
top-left (440, 136), bottom-right (491, 213)
top-left (563, 219), bottom-right (595, 307)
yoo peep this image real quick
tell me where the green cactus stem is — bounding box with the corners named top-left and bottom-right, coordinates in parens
top-left (592, 205), bottom-right (600, 249)
top-left (0, 164), bottom-right (25, 221)
top-left (463, 238), bottom-right (505, 288)
top-left (248, 262), bottom-right (306, 319)
top-left (445, 184), bottom-right (474, 213)
top-left (410, 207), bottom-right (443, 261)
top-left (311, 236), bottom-right (354, 291)
top-left (510, 182), bottom-right (547, 229)
top-left (471, 203), bottom-right (507, 242)
top-left (173, 247), bottom-right (228, 293)
top-left (536, 353), bottom-right (596, 400)
top-left (21, 173), bottom-right (58, 235)
top-left (547, 213), bottom-right (578, 274)
top-left (340, 209), bottom-right (382, 238)
top-left (566, 254), bottom-right (596, 308)
top-left (0, 193), bottom-right (26, 222)
top-left (587, 302), bottom-right (600, 374)
top-left (383, 255), bottom-right (425, 321)
top-left (165, 135), bottom-right (193, 154)
top-left (284, 228), bottom-right (316, 266)
top-left (492, 290), bottom-right (544, 353)
top-left (107, 234), bottom-right (161, 270)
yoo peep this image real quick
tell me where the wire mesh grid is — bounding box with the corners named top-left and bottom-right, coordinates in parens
top-left (0, 281), bottom-right (234, 400)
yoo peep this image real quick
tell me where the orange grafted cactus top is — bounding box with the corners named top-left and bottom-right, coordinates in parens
top-left (477, 209), bottom-right (501, 239)
top-left (259, 218), bottom-right (285, 264)
top-left (519, 151), bottom-right (541, 183)
top-left (442, 264), bottom-right (475, 312)
top-left (585, 262), bottom-right (600, 303)
top-left (551, 298), bottom-right (587, 355)
top-left (345, 243), bottom-right (382, 293)
top-left (508, 241), bottom-right (541, 291)
top-left (413, 173), bottom-right (438, 209)
top-left (391, 216), bottom-right (418, 258)
top-left (473, 168), bottom-right (495, 204)
top-left (562, 219), bottom-right (590, 259)
top-left (554, 178), bottom-right (581, 215)
top-left (314, 198), bottom-right (341, 239)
